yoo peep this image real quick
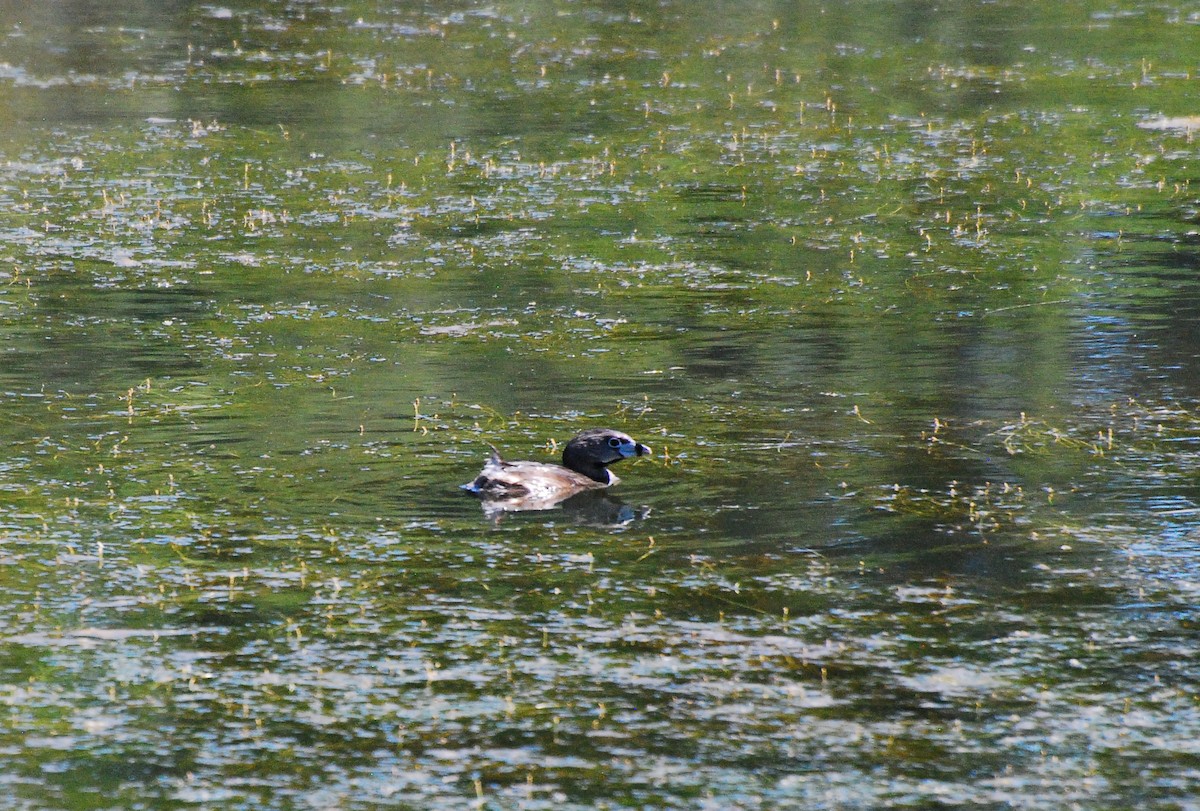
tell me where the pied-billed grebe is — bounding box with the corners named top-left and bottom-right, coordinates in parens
top-left (462, 428), bottom-right (651, 510)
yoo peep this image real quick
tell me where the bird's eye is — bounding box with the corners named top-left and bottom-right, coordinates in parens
top-left (607, 437), bottom-right (622, 448)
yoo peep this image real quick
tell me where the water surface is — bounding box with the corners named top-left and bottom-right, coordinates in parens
top-left (2, 1), bottom-right (1200, 808)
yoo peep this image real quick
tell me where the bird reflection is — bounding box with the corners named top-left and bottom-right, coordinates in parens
top-left (478, 488), bottom-right (650, 527)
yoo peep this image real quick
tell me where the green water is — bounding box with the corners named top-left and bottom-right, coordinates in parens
top-left (2, 1), bottom-right (1200, 808)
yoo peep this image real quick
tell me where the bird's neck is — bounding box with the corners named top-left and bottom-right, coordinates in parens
top-left (563, 449), bottom-right (611, 484)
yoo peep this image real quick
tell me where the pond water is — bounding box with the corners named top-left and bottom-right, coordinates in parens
top-left (2, 1), bottom-right (1200, 808)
